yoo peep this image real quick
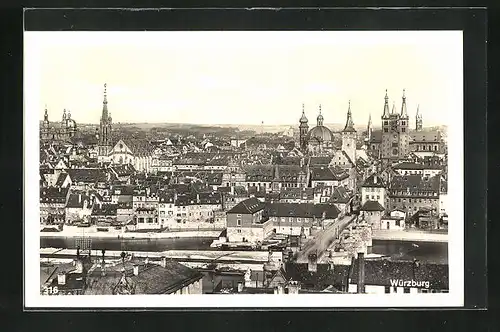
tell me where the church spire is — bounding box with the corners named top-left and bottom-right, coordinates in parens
top-left (102, 83), bottom-right (108, 119)
top-left (401, 89), bottom-right (408, 118)
top-left (416, 104), bottom-right (423, 131)
top-left (299, 103), bottom-right (308, 124)
top-left (317, 104), bottom-right (324, 126)
top-left (391, 101), bottom-right (396, 114)
top-left (343, 100), bottom-right (356, 132)
top-left (382, 89), bottom-right (390, 118)
top-left (44, 105), bottom-right (49, 122)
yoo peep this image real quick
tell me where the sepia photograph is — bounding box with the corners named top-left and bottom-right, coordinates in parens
top-left (24, 29), bottom-right (464, 308)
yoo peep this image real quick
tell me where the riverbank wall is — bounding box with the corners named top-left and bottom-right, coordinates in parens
top-left (372, 230), bottom-right (448, 243)
top-left (40, 226), bottom-right (221, 240)
top-left (40, 248), bottom-right (271, 264)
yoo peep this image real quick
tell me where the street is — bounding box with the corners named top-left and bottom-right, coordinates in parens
top-left (296, 214), bottom-right (356, 263)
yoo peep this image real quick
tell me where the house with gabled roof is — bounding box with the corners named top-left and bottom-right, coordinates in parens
top-left (226, 197), bottom-right (273, 243)
top-left (361, 173), bottom-right (387, 209)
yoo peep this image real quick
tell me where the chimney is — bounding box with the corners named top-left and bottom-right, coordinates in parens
top-left (101, 249), bottom-right (106, 276)
top-left (308, 252), bottom-right (318, 272)
top-left (237, 282), bottom-right (243, 293)
top-left (276, 283), bottom-right (285, 294)
top-left (57, 273), bottom-right (66, 285)
top-left (78, 194), bottom-right (82, 203)
top-left (288, 281), bottom-right (300, 294)
top-left (160, 256), bottom-right (167, 268)
top-left (357, 252), bottom-right (365, 294)
top-left (133, 265), bottom-right (139, 276)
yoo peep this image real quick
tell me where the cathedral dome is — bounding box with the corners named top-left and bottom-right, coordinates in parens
top-left (307, 125), bottom-right (333, 142)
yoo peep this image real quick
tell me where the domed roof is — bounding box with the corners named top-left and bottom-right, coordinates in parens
top-left (307, 125), bottom-right (333, 142)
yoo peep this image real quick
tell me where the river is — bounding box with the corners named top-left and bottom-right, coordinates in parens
top-left (40, 237), bottom-right (448, 264)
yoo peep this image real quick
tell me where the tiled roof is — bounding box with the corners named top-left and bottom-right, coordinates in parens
top-left (329, 187), bottom-right (352, 204)
top-left (393, 162), bottom-right (442, 171)
top-left (280, 187), bottom-right (314, 200)
top-left (360, 200), bottom-right (385, 211)
top-left (92, 204), bottom-right (118, 216)
top-left (66, 168), bottom-right (110, 183)
top-left (110, 164), bottom-right (136, 176)
top-left (178, 171), bottom-right (223, 185)
top-left (284, 262), bottom-right (349, 290)
top-left (120, 139), bottom-right (154, 156)
top-left (350, 259), bottom-right (448, 290)
top-left (111, 185), bottom-right (136, 196)
top-left (66, 193), bottom-right (91, 209)
top-left (244, 165), bottom-right (274, 182)
top-left (159, 191), bottom-right (176, 203)
top-left (390, 175), bottom-right (440, 192)
top-left (361, 174), bottom-right (386, 188)
top-left (227, 197), bottom-right (265, 214)
top-left (85, 259), bottom-right (203, 294)
top-left (266, 203), bottom-right (340, 219)
top-left (410, 130), bottom-right (442, 143)
top-left (40, 187), bottom-right (69, 204)
top-left (54, 172), bottom-right (69, 187)
top-left (309, 156), bottom-right (332, 166)
top-left (310, 166), bottom-right (349, 181)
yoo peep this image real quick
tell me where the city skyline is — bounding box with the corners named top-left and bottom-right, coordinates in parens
top-left (26, 31), bottom-right (462, 127)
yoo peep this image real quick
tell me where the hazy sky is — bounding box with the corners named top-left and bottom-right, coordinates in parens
top-left (25, 31), bottom-right (462, 127)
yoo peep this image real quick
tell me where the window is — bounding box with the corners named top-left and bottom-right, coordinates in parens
top-left (384, 121), bottom-right (388, 125)
top-left (384, 286), bottom-right (391, 294)
top-left (404, 288), bottom-right (410, 294)
top-left (384, 128), bottom-right (388, 133)
top-left (365, 195), bottom-right (369, 200)
top-left (377, 195), bottom-right (380, 200)
top-left (392, 149), bottom-right (398, 155)
top-left (402, 128), bottom-right (406, 133)
top-left (237, 219), bottom-right (241, 226)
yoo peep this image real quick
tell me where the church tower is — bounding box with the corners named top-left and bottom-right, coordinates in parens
top-left (341, 100), bottom-right (357, 163)
top-left (398, 89), bottom-right (410, 158)
top-left (41, 105), bottom-right (50, 140)
top-left (380, 89), bottom-right (411, 164)
top-left (366, 113), bottom-right (372, 143)
top-left (415, 104), bottom-right (423, 131)
top-left (98, 83), bottom-right (113, 160)
top-left (299, 103), bottom-right (309, 153)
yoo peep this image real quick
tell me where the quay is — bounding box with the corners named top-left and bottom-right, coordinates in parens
top-left (371, 230), bottom-right (448, 243)
top-left (40, 248), bottom-right (271, 265)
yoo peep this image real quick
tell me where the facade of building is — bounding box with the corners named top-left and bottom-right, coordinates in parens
top-left (40, 107), bottom-right (78, 142)
top-left (393, 161), bottom-right (443, 177)
top-left (40, 187), bottom-right (70, 224)
top-left (387, 174), bottom-right (440, 216)
top-left (226, 197), bottom-right (273, 243)
top-left (360, 173), bottom-right (387, 208)
top-left (381, 90), bottom-right (410, 165)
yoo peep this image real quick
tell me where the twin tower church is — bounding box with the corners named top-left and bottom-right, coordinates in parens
top-left (298, 89), bottom-right (426, 165)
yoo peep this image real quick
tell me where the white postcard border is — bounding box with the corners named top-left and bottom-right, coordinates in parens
top-left (24, 30), bottom-right (464, 308)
